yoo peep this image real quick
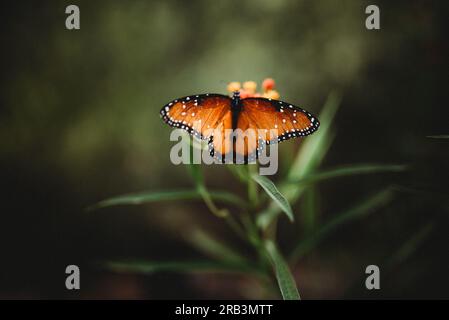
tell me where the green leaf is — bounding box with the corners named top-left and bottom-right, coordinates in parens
top-left (286, 164), bottom-right (407, 185)
top-left (104, 260), bottom-right (254, 274)
top-left (290, 187), bottom-right (396, 263)
top-left (385, 221), bottom-right (434, 269)
top-left (186, 228), bottom-right (250, 267)
top-left (251, 174), bottom-right (294, 222)
top-left (88, 189), bottom-right (246, 211)
top-left (265, 240), bottom-right (300, 300)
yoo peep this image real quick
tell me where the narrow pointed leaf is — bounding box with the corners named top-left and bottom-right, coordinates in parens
top-left (104, 260), bottom-right (255, 274)
top-left (88, 189), bottom-right (246, 211)
top-left (251, 174), bottom-right (294, 222)
top-left (186, 228), bottom-right (250, 267)
top-left (265, 240), bottom-right (300, 300)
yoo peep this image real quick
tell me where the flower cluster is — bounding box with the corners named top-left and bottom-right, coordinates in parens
top-left (227, 78), bottom-right (280, 100)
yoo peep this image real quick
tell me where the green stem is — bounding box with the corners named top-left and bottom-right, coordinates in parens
top-left (264, 217), bottom-right (278, 242)
top-left (248, 164), bottom-right (259, 208)
top-left (195, 181), bottom-right (248, 241)
top-left (224, 213), bottom-right (248, 242)
top-left (196, 184), bottom-right (228, 218)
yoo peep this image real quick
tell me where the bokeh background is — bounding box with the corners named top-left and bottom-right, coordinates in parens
top-left (0, 0), bottom-right (448, 299)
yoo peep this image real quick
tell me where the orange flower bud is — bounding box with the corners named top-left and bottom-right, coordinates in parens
top-left (263, 89), bottom-right (280, 100)
top-left (239, 90), bottom-right (250, 99)
top-left (262, 78), bottom-right (275, 91)
top-left (227, 81), bottom-right (241, 93)
top-left (243, 81), bottom-right (257, 94)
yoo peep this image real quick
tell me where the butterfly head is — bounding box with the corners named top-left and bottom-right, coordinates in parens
top-left (232, 90), bottom-right (240, 100)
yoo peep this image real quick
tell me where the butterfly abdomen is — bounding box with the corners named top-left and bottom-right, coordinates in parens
top-left (231, 91), bottom-right (242, 131)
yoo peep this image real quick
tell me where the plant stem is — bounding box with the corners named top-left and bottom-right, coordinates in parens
top-left (196, 183), bottom-right (248, 241)
top-left (248, 164), bottom-right (259, 208)
top-left (264, 217), bottom-right (278, 241)
top-left (196, 184), bottom-right (228, 218)
top-left (224, 213), bottom-right (249, 241)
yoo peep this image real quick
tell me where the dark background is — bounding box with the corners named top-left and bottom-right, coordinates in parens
top-left (0, 0), bottom-right (448, 299)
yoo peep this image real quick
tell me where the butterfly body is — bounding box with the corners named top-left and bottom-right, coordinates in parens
top-left (230, 91), bottom-right (242, 131)
top-left (160, 91), bottom-right (319, 163)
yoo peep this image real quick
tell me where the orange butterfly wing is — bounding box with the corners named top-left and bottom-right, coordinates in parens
top-left (160, 94), bottom-right (234, 160)
top-left (235, 98), bottom-right (320, 160)
top-left (160, 94), bottom-right (232, 139)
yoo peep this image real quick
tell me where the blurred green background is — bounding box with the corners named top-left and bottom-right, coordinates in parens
top-left (0, 0), bottom-right (448, 299)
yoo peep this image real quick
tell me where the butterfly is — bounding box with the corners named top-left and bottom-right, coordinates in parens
top-left (160, 91), bottom-right (320, 163)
